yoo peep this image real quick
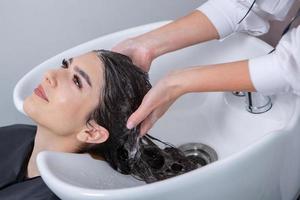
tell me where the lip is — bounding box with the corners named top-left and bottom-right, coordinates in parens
top-left (34, 85), bottom-right (49, 102)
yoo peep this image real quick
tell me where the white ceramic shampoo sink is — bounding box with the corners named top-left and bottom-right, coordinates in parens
top-left (14, 21), bottom-right (300, 200)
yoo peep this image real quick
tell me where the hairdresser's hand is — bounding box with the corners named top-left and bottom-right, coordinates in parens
top-left (126, 70), bottom-right (185, 136)
top-left (112, 38), bottom-right (154, 72)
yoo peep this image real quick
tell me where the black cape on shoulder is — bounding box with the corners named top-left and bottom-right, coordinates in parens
top-left (0, 124), bottom-right (60, 200)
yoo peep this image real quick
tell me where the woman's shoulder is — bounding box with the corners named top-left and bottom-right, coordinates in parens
top-left (0, 123), bottom-right (36, 130)
top-left (0, 124), bottom-right (37, 140)
top-left (0, 176), bottom-right (60, 200)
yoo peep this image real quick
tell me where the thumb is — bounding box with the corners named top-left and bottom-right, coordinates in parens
top-left (126, 99), bottom-right (154, 129)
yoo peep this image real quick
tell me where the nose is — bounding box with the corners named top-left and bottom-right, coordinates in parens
top-left (44, 70), bottom-right (57, 88)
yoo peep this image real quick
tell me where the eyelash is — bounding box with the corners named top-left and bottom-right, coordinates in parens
top-left (61, 59), bottom-right (83, 89)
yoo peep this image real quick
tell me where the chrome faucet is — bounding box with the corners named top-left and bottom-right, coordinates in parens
top-left (244, 92), bottom-right (272, 114)
top-left (231, 6), bottom-right (300, 114)
top-left (232, 91), bottom-right (272, 114)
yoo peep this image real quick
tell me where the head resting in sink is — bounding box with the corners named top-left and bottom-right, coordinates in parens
top-left (24, 50), bottom-right (197, 183)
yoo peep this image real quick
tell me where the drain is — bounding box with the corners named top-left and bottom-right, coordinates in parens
top-left (178, 143), bottom-right (218, 167)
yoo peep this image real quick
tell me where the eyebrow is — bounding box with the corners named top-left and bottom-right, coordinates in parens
top-left (68, 58), bottom-right (92, 88)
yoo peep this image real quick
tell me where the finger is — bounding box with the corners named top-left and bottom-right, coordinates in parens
top-left (140, 117), bottom-right (154, 136)
top-left (139, 110), bottom-right (162, 136)
top-left (126, 95), bottom-right (155, 129)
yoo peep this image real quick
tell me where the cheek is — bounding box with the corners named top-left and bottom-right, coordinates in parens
top-left (24, 86), bottom-right (99, 134)
top-left (52, 91), bottom-right (87, 120)
top-left (50, 89), bottom-right (99, 126)
top-left (25, 91), bottom-right (88, 133)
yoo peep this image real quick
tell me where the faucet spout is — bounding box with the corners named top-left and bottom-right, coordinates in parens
top-left (245, 92), bottom-right (272, 114)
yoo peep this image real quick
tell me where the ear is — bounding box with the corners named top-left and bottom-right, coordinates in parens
top-left (76, 120), bottom-right (109, 144)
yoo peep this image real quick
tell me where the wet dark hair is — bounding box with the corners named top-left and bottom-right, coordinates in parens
top-left (85, 50), bottom-right (197, 183)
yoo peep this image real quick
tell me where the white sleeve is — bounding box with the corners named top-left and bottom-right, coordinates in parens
top-left (197, 0), bottom-right (294, 39)
top-left (249, 26), bottom-right (300, 96)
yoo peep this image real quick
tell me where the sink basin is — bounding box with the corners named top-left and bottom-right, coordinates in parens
top-left (13, 21), bottom-right (300, 200)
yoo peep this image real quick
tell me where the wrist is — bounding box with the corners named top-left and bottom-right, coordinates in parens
top-left (132, 35), bottom-right (156, 60)
top-left (165, 69), bottom-right (189, 98)
top-left (133, 32), bottom-right (168, 60)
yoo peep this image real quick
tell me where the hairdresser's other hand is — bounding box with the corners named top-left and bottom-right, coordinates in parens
top-left (126, 70), bottom-right (185, 136)
top-left (112, 38), bottom-right (154, 72)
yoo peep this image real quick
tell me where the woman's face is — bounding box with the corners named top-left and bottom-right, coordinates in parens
top-left (24, 52), bottom-right (104, 136)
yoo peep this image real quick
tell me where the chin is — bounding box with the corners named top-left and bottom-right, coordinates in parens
top-left (24, 95), bottom-right (41, 123)
top-left (24, 96), bottom-right (53, 132)
top-left (24, 96), bottom-right (33, 114)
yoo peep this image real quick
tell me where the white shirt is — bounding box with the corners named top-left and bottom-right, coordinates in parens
top-left (197, 0), bottom-right (300, 95)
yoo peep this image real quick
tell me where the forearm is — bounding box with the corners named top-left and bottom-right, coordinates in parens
top-left (170, 60), bottom-right (256, 95)
top-left (134, 11), bottom-right (219, 59)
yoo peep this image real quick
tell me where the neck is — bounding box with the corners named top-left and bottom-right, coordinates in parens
top-left (27, 125), bottom-right (82, 178)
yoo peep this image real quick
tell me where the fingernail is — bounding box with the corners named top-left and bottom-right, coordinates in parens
top-left (127, 121), bottom-right (134, 129)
